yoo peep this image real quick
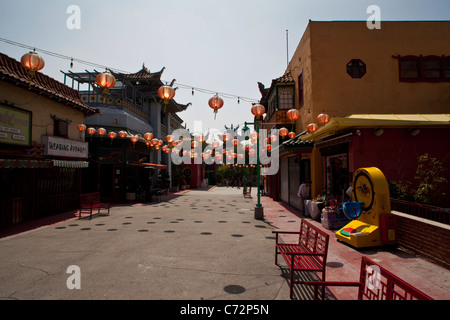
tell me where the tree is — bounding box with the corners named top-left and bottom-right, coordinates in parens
top-left (414, 153), bottom-right (447, 205)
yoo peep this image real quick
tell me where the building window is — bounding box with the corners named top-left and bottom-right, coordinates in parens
top-left (298, 71), bottom-right (304, 106)
top-left (277, 86), bottom-right (294, 110)
top-left (52, 116), bottom-right (69, 138)
top-left (398, 55), bottom-right (450, 82)
top-left (346, 59), bottom-right (366, 78)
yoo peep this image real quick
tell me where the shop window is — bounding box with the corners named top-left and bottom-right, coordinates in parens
top-left (346, 59), bottom-right (366, 78)
top-left (397, 55), bottom-right (450, 82)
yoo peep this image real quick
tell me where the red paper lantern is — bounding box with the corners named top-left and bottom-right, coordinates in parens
top-left (96, 72), bottom-right (116, 93)
top-left (166, 134), bottom-right (175, 143)
top-left (108, 131), bottom-right (117, 144)
top-left (86, 127), bottom-right (96, 136)
top-left (77, 124), bottom-right (86, 132)
top-left (251, 104), bottom-right (265, 118)
top-left (108, 131), bottom-right (117, 139)
top-left (317, 113), bottom-right (330, 124)
top-left (286, 108), bottom-right (300, 121)
top-left (208, 95), bottom-right (224, 120)
top-left (222, 133), bottom-right (231, 142)
top-left (279, 127), bottom-right (289, 137)
top-left (288, 131), bottom-right (296, 139)
top-left (158, 85), bottom-right (175, 101)
top-left (97, 128), bottom-right (106, 136)
top-left (144, 132), bottom-right (154, 141)
top-left (119, 130), bottom-right (128, 138)
top-left (307, 123), bottom-right (318, 133)
top-left (21, 51), bottom-right (45, 74)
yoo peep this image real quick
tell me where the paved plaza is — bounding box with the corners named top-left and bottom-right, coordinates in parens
top-left (0, 187), bottom-right (449, 301)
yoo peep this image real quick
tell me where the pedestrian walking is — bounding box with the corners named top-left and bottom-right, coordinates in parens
top-left (297, 180), bottom-right (311, 215)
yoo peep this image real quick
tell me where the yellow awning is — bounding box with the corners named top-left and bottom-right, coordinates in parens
top-left (300, 114), bottom-right (450, 142)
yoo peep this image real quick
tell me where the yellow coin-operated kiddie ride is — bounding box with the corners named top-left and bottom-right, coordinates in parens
top-left (336, 167), bottom-right (397, 248)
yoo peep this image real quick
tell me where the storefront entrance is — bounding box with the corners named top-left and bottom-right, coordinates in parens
top-left (326, 153), bottom-right (349, 199)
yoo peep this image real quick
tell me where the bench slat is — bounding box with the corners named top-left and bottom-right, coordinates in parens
top-left (274, 218), bottom-right (330, 300)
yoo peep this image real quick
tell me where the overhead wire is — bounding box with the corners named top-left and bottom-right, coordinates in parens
top-left (0, 37), bottom-right (260, 103)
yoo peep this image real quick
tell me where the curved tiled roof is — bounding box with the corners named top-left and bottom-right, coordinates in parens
top-left (0, 52), bottom-right (96, 114)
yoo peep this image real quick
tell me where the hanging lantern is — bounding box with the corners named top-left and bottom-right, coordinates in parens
top-left (251, 104), bottom-right (266, 119)
top-left (96, 72), bottom-right (116, 94)
top-left (157, 139), bottom-right (163, 146)
top-left (130, 134), bottom-right (139, 147)
top-left (307, 123), bottom-right (318, 133)
top-left (119, 130), bottom-right (128, 138)
top-left (279, 127), bottom-right (289, 138)
top-left (144, 132), bottom-right (154, 141)
top-left (208, 95), bottom-right (224, 120)
top-left (317, 113), bottom-right (330, 124)
top-left (288, 131), bottom-right (296, 139)
top-left (97, 128), bottom-right (106, 136)
top-left (166, 134), bottom-right (175, 143)
top-left (222, 133), bottom-right (231, 142)
top-left (270, 135), bottom-right (278, 143)
top-left (211, 141), bottom-right (220, 148)
top-left (249, 132), bottom-right (258, 140)
top-left (77, 124), bottom-right (86, 132)
top-left (266, 144), bottom-right (272, 151)
top-left (158, 85), bottom-right (175, 113)
top-left (21, 51), bottom-right (45, 75)
top-left (191, 140), bottom-right (199, 148)
top-left (87, 127), bottom-right (96, 136)
top-left (158, 85), bottom-right (175, 101)
top-left (232, 138), bottom-right (238, 146)
top-left (108, 131), bottom-right (117, 144)
top-left (154, 144), bottom-right (160, 150)
top-left (286, 108), bottom-right (300, 122)
top-left (151, 138), bottom-right (159, 146)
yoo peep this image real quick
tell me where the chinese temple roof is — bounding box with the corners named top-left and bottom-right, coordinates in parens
top-left (0, 52), bottom-right (96, 115)
top-left (112, 64), bottom-right (165, 81)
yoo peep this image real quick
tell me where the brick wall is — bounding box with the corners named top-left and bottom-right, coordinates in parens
top-left (393, 211), bottom-right (450, 270)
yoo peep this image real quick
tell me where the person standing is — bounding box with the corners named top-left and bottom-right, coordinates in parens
top-left (297, 180), bottom-right (311, 215)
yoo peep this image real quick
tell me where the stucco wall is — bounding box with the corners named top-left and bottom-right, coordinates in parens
top-left (0, 81), bottom-right (85, 143)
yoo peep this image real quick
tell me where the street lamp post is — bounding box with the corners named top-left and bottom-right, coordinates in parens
top-left (243, 119), bottom-right (264, 220)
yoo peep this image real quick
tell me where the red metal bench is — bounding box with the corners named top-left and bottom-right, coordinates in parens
top-left (79, 192), bottom-right (110, 220)
top-left (301, 256), bottom-right (433, 300)
top-left (273, 218), bottom-right (330, 300)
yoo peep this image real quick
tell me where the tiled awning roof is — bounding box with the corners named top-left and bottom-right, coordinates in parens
top-left (0, 53), bottom-right (97, 115)
top-left (279, 132), bottom-right (313, 154)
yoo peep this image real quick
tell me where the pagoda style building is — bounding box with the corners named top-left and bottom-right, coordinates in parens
top-left (63, 65), bottom-right (190, 202)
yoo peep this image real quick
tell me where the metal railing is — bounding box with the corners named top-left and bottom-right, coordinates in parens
top-left (390, 198), bottom-right (449, 225)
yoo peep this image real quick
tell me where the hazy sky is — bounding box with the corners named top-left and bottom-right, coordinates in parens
top-left (1, 0), bottom-right (449, 135)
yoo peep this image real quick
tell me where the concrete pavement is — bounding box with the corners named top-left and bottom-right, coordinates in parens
top-left (0, 186), bottom-right (449, 301)
top-left (0, 187), bottom-right (290, 300)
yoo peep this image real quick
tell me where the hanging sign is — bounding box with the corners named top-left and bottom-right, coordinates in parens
top-left (42, 135), bottom-right (88, 159)
top-left (0, 104), bottom-right (32, 146)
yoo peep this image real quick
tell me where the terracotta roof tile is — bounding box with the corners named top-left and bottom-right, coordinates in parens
top-left (0, 52), bottom-right (96, 114)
